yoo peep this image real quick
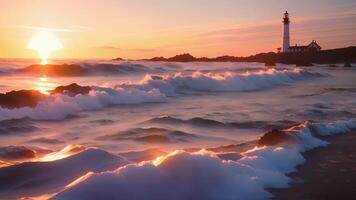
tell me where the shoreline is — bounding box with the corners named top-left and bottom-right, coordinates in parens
top-left (271, 129), bottom-right (356, 199)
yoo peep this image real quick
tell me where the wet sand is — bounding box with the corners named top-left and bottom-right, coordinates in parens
top-left (271, 130), bottom-right (356, 200)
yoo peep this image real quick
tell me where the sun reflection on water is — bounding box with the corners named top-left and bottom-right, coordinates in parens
top-left (37, 145), bottom-right (86, 162)
top-left (32, 76), bottom-right (56, 95)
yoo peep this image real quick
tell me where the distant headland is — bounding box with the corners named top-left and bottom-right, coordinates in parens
top-left (114, 46), bottom-right (356, 66)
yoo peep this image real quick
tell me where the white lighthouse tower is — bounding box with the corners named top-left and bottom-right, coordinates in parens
top-left (282, 11), bottom-right (290, 52)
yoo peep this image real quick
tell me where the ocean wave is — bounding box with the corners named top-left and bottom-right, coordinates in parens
top-left (52, 119), bottom-right (356, 200)
top-left (0, 148), bottom-right (129, 199)
top-left (147, 116), bottom-right (299, 131)
top-left (294, 87), bottom-right (356, 97)
top-left (147, 116), bottom-right (269, 129)
top-left (15, 63), bottom-right (164, 76)
top-left (122, 68), bottom-right (323, 96)
top-left (0, 68), bottom-right (322, 121)
top-left (0, 86), bottom-right (166, 121)
top-left (97, 127), bottom-right (226, 144)
top-left (0, 118), bottom-right (39, 134)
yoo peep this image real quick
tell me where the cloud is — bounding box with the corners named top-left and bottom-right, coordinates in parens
top-left (294, 9), bottom-right (356, 23)
top-left (17, 25), bottom-right (90, 32)
top-left (95, 46), bottom-right (122, 50)
top-left (196, 9), bottom-right (356, 39)
top-left (95, 46), bottom-right (156, 52)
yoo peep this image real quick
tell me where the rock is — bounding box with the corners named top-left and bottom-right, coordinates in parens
top-left (0, 90), bottom-right (45, 109)
top-left (50, 83), bottom-right (91, 96)
top-left (0, 146), bottom-right (37, 160)
top-left (258, 129), bottom-right (294, 146)
top-left (112, 57), bottom-right (124, 61)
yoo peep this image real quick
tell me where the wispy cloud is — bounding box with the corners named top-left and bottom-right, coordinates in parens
top-left (197, 9), bottom-right (356, 39)
top-left (17, 25), bottom-right (91, 32)
top-left (294, 9), bottom-right (356, 23)
top-left (95, 46), bottom-right (156, 52)
top-left (96, 46), bottom-right (122, 50)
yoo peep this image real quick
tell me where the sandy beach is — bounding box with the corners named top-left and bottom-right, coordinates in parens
top-left (272, 130), bottom-right (356, 200)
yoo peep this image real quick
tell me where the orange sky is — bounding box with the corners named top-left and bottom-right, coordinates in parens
top-left (0, 0), bottom-right (355, 59)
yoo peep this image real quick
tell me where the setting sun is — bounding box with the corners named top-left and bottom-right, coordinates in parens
top-left (28, 31), bottom-right (62, 65)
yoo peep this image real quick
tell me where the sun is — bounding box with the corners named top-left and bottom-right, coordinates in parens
top-left (28, 31), bottom-right (63, 65)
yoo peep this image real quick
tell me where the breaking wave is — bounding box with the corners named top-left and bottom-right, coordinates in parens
top-left (14, 63), bottom-right (166, 76)
top-left (122, 68), bottom-right (323, 96)
top-left (52, 119), bottom-right (356, 200)
top-left (0, 148), bottom-right (129, 199)
top-left (0, 87), bottom-right (166, 121)
top-left (0, 68), bottom-right (322, 121)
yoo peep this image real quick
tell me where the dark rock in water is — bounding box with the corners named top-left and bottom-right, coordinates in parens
top-left (344, 62), bottom-right (352, 67)
top-left (150, 75), bottom-right (163, 80)
top-left (17, 64), bottom-right (88, 76)
top-left (0, 90), bottom-right (45, 109)
top-left (50, 83), bottom-right (91, 96)
top-left (258, 129), bottom-right (294, 146)
top-left (264, 61), bottom-right (276, 67)
top-left (0, 83), bottom-right (91, 109)
top-left (0, 146), bottom-right (36, 160)
top-left (112, 57), bottom-right (124, 61)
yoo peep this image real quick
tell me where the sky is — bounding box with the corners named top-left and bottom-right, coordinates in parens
top-left (0, 0), bottom-right (355, 59)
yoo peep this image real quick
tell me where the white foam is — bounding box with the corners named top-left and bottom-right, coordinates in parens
top-left (0, 68), bottom-right (321, 121)
top-left (0, 148), bottom-right (129, 199)
top-left (125, 68), bottom-right (321, 96)
top-left (0, 87), bottom-right (166, 121)
top-left (310, 120), bottom-right (356, 136)
top-left (53, 119), bottom-right (356, 200)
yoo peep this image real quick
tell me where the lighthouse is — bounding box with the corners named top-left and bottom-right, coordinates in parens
top-left (282, 11), bottom-right (290, 52)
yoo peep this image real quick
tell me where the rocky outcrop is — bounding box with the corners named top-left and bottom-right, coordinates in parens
top-left (0, 83), bottom-right (91, 109)
top-left (0, 90), bottom-right (45, 109)
top-left (50, 83), bottom-right (91, 96)
top-left (257, 129), bottom-right (294, 146)
top-left (0, 146), bottom-right (37, 160)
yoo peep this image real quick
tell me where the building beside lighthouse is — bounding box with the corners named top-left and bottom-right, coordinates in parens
top-left (281, 11), bottom-right (322, 53)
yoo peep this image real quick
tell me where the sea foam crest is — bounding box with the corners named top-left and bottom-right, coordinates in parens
top-left (0, 87), bottom-right (166, 121)
top-left (0, 68), bottom-right (320, 121)
top-left (125, 68), bottom-right (321, 96)
top-left (53, 119), bottom-right (356, 200)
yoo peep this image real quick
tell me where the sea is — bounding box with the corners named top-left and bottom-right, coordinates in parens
top-left (0, 59), bottom-right (355, 199)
